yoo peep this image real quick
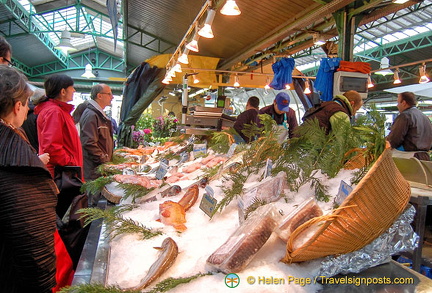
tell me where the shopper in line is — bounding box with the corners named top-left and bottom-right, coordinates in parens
top-left (233, 96), bottom-right (261, 143)
top-left (35, 74), bottom-right (83, 217)
top-left (0, 65), bottom-right (57, 292)
top-left (79, 83), bottom-right (114, 205)
top-left (302, 90), bottom-right (363, 134)
top-left (0, 36), bottom-right (13, 66)
top-left (259, 92), bottom-right (298, 143)
top-left (387, 91), bottom-right (432, 161)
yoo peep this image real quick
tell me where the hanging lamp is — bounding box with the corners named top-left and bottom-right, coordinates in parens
top-left (374, 57), bottom-right (393, 76)
top-left (186, 34), bottom-right (200, 52)
top-left (198, 9), bottom-right (216, 38)
top-left (54, 30), bottom-right (77, 54)
top-left (81, 64), bottom-right (96, 79)
top-left (220, 0), bottom-right (241, 15)
top-left (393, 69), bottom-right (401, 84)
top-left (178, 49), bottom-right (190, 64)
top-left (234, 75), bottom-right (240, 87)
top-left (419, 64), bottom-right (430, 84)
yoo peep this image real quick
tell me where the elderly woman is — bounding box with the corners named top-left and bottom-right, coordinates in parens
top-left (0, 65), bottom-right (57, 292)
top-left (35, 74), bottom-right (83, 219)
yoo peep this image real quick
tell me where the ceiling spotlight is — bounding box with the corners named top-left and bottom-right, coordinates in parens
top-left (234, 75), bottom-right (240, 87)
top-left (367, 75), bottom-right (374, 88)
top-left (54, 29), bottom-right (78, 54)
top-left (419, 64), bottom-right (430, 84)
top-left (393, 0), bottom-right (409, 3)
top-left (393, 69), bottom-right (401, 84)
top-left (81, 64), bottom-right (96, 79)
top-left (313, 33), bottom-right (326, 46)
top-left (178, 49), bottom-right (189, 65)
top-left (193, 75), bottom-right (200, 84)
top-left (264, 77), bottom-right (270, 89)
top-left (198, 9), bottom-right (216, 38)
top-left (304, 81), bottom-right (311, 94)
top-left (220, 0), bottom-right (241, 16)
top-left (186, 35), bottom-right (199, 52)
top-left (173, 63), bottom-right (182, 73)
top-left (285, 84), bottom-right (291, 90)
top-left (374, 57), bottom-right (393, 76)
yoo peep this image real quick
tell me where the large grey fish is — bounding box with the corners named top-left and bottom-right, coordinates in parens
top-left (123, 237), bottom-right (178, 291)
top-left (106, 0), bottom-right (120, 51)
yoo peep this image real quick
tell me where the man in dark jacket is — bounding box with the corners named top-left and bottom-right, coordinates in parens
top-left (79, 84), bottom-right (114, 200)
top-left (387, 91), bottom-right (432, 161)
top-left (302, 90), bottom-right (363, 134)
top-left (259, 92), bottom-right (298, 142)
top-left (233, 96), bottom-right (260, 143)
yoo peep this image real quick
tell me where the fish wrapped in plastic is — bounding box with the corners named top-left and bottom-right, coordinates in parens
top-left (275, 197), bottom-right (323, 243)
top-left (238, 171), bottom-right (288, 221)
top-left (206, 204), bottom-right (282, 273)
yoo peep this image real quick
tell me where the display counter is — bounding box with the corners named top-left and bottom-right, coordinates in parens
top-left (72, 200), bottom-right (432, 292)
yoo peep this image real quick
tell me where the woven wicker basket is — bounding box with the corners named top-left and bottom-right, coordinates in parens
top-left (281, 149), bottom-right (411, 263)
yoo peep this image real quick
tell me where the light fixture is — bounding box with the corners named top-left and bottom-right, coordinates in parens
top-left (186, 34), bottom-right (199, 52)
top-left (367, 75), bottom-right (374, 88)
top-left (393, 0), bottom-right (409, 3)
top-left (54, 29), bottom-right (78, 54)
top-left (313, 33), bottom-right (326, 46)
top-left (304, 81), bottom-right (311, 94)
top-left (178, 49), bottom-right (189, 64)
top-left (81, 64), bottom-right (96, 79)
top-left (220, 0), bottom-right (241, 16)
top-left (162, 75), bottom-right (172, 84)
top-left (193, 75), bottom-right (200, 84)
top-left (234, 75), bottom-right (240, 87)
top-left (285, 84), bottom-right (291, 90)
top-left (393, 69), bottom-right (401, 84)
top-left (374, 57), bottom-right (393, 76)
top-left (198, 9), bottom-right (216, 38)
top-left (419, 64), bottom-right (430, 84)
top-left (173, 63), bottom-right (182, 73)
top-left (264, 77), bottom-right (270, 89)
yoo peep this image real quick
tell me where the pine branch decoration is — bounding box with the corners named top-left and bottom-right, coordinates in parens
top-left (118, 183), bottom-right (155, 203)
top-left (211, 172), bottom-right (246, 218)
top-left (59, 284), bottom-right (140, 293)
top-left (78, 205), bottom-right (162, 240)
top-left (81, 176), bottom-right (114, 195)
top-left (144, 272), bottom-right (212, 293)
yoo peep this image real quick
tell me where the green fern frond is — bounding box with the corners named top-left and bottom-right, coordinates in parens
top-left (211, 172), bottom-right (246, 217)
top-left (81, 176), bottom-right (113, 194)
top-left (243, 197), bottom-right (268, 220)
top-left (118, 183), bottom-right (155, 203)
top-left (145, 272), bottom-right (212, 293)
top-left (59, 284), bottom-right (139, 293)
top-left (78, 205), bottom-right (162, 240)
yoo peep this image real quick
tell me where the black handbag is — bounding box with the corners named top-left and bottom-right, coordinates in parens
top-left (54, 166), bottom-right (83, 220)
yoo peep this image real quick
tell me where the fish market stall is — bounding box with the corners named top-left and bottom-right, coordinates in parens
top-left (72, 130), bottom-right (430, 292)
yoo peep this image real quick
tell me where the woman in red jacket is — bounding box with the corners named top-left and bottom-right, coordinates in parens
top-left (35, 74), bottom-right (83, 218)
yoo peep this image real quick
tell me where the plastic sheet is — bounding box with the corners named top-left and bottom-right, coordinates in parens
top-left (317, 205), bottom-right (418, 277)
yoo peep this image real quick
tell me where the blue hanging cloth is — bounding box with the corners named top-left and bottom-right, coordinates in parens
top-left (270, 57), bottom-right (295, 90)
top-left (314, 57), bottom-right (341, 101)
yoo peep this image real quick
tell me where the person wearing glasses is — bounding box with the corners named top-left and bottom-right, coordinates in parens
top-left (0, 36), bottom-right (14, 67)
top-left (79, 84), bottom-right (114, 205)
top-left (0, 65), bottom-right (57, 292)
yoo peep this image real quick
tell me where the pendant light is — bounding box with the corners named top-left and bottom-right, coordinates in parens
top-left (264, 77), bottom-right (270, 89)
top-left (419, 64), bottom-right (430, 84)
top-left (367, 75), bottom-right (374, 88)
top-left (393, 69), bottom-right (401, 84)
top-left (304, 80), bottom-right (311, 94)
top-left (81, 64), bottom-right (96, 79)
top-left (198, 9), bottom-right (216, 38)
top-left (233, 75), bottom-right (240, 87)
top-left (220, 0), bottom-right (241, 16)
top-left (178, 49), bottom-right (190, 65)
top-left (54, 29), bottom-right (77, 54)
top-left (186, 33), bottom-right (200, 52)
top-left (285, 84), bottom-right (291, 90)
top-left (375, 57), bottom-right (393, 76)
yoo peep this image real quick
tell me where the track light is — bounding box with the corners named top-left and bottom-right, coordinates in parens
top-left (393, 69), bottom-right (401, 84)
top-left (304, 81), bottom-right (311, 94)
top-left (198, 9), bottom-right (216, 38)
top-left (367, 75), bottom-right (374, 88)
top-left (193, 75), bottom-right (200, 84)
top-left (285, 84), bottom-right (291, 90)
top-left (173, 63), bottom-right (182, 73)
top-left (54, 29), bottom-right (77, 54)
top-left (186, 35), bottom-right (199, 52)
top-left (393, 0), bottom-right (409, 3)
top-left (178, 49), bottom-right (189, 64)
top-left (234, 75), bottom-right (240, 87)
top-left (264, 77), bottom-right (270, 89)
top-left (313, 33), bottom-right (326, 46)
top-left (374, 57), bottom-right (393, 76)
top-left (220, 0), bottom-right (241, 16)
top-left (419, 64), bottom-right (430, 84)
top-left (81, 64), bottom-right (96, 78)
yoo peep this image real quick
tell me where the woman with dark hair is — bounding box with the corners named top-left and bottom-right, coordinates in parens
top-left (0, 65), bottom-right (57, 292)
top-left (35, 74), bottom-right (83, 217)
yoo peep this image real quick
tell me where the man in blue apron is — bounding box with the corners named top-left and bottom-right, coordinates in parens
top-left (259, 92), bottom-right (298, 143)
